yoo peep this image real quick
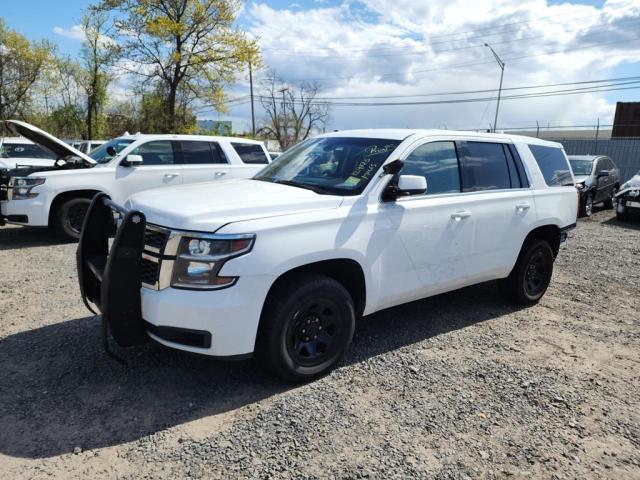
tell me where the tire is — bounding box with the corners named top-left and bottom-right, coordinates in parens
top-left (603, 186), bottom-right (617, 209)
top-left (497, 238), bottom-right (554, 306)
top-left (257, 272), bottom-right (356, 382)
top-left (616, 202), bottom-right (629, 221)
top-left (54, 197), bottom-right (91, 241)
top-left (581, 192), bottom-right (594, 217)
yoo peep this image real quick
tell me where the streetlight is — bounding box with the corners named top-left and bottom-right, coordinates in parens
top-left (484, 43), bottom-right (505, 133)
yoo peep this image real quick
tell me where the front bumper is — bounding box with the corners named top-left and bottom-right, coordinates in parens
top-left (1, 198), bottom-right (49, 226)
top-left (77, 193), bottom-right (273, 359)
top-left (617, 192), bottom-right (640, 212)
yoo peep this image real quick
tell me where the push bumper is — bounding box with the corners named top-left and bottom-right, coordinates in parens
top-left (77, 193), bottom-right (273, 360)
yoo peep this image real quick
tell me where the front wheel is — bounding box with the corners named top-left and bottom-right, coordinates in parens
top-left (53, 197), bottom-right (91, 241)
top-left (498, 238), bottom-right (554, 306)
top-left (257, 273), bottom-right (356, 382)
top-left (581, 192), bottom-right (594, 217)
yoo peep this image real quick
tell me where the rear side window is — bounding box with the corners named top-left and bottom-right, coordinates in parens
top-left (232, 143), bottom-right (269, 164)
top-left (402, 141), bottom-right (460, 195)
top-left (180, 141), bottom-right (226, 164)
top-left (529, 145), bottom-right (572, 187)
top-left (459, 142), bottom-right (511, 192)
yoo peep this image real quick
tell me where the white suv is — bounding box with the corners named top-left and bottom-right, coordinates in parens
top-left (78, 129), bottom-right (578, 381)
top-left (0, 120), bottom-right (270, 240)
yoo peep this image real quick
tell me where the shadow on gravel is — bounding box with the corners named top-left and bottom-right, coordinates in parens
top-left (0, 282), bottom-right (521, 459)
top-left (0, 225), bottom-right (69, 250)
top-left (602, 216), bottom-right (640, 231)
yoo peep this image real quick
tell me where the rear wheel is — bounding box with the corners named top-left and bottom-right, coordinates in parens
top-left (603, 186), bottom-right (617, 209)
top-left (54, 197), bottom-right (91, 241)
top-left (498, 238), bottom-right (554, 306)
top-left (257, 273), bottom-right (355, 382)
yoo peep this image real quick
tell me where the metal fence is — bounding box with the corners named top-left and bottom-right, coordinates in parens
top-left (553, 138), bottom-right (640, 182)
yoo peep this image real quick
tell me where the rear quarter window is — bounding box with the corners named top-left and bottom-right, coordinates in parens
top-left (528, 145), bottom-right (572, 187)
top-left (232, 143), bottom-right (269, 164)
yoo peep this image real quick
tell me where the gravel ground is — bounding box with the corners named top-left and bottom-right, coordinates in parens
top-left (1, 207), bottom-right (639, 479)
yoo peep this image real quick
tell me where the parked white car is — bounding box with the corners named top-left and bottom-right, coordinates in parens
top-left (0, 136), bottom-right (57, 169)
top-left (76, 140), bottom-right (107, 154)
top-left (0, 120), bottom-right (271, 240)
top-left (78, 129), bottom-right (578, 381)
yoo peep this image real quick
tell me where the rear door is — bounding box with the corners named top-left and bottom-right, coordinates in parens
top-left (113, 140), bottom-right (182, 201)
top-left (178, 140), bottom-right (232, 184)
top-left (456, 140), bottom-right (536, 283)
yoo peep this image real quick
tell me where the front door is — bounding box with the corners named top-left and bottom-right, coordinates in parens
top-left (112, 140), bottom-right (182, 203)
top-left (377, 140), bottom-right (474, 307)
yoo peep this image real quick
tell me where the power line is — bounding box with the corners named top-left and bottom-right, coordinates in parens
top-left (308, 75), bottom-right (640, 101)
top-left (252, 82), bottom-right (640, 107)
top-left (259, 35), bottom-right (640, 84)
top-left (262, 5), bottom-right (629, 54)
top-left (262, 17), bottom-right (640, 58)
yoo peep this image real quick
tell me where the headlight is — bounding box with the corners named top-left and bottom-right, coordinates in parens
top-left (171, 234), bottom-right (255, 290)
top-left (8, 177), bottom-right (46, 200)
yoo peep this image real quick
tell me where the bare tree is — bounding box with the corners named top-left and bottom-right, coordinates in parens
top-left (259, 75), bottom-right (330, 150)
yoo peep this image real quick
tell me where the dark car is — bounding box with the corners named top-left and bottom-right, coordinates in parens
top-left (568, 155), bottom-right (620, 217)
top-left (615, 170), bottom-right (640, 221)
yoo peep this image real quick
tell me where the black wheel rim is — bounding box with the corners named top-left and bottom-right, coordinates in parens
top-left (524, 250), bottom-right (548, 297)
top-left (67, 204), bottom-right (88, 234)
top-left (286, 298), bottom-right (343, 367)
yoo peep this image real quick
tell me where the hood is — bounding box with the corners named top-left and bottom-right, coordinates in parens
top-left (617, 174), bottom-right (640, 195)
top-left (573, 175), bottom-right (590, 184)
top-left (127, 178), bottom-right (344, 232)
top-left (3, 120), bottom-right (95, 166)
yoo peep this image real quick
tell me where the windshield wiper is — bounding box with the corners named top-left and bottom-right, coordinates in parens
top-left (274, 179), bottom-right (332, 194)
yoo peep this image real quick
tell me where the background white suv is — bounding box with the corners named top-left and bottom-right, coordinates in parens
top-left (78, 129), bottom-right (578, 381)
top-left (0, 120), bottom-right (270, 240)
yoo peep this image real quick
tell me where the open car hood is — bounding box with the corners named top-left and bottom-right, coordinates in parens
top-left (3, 120), bottom-right (96, 166)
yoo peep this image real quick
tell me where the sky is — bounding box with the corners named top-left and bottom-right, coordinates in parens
top-left (2, 0), bottom-right (640, 133)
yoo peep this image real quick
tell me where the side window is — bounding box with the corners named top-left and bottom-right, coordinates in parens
top-left (180, 141), bottom-right (226, 164)
top-left (232, 143), bottom-right (269, 164)
top-left (529, 145), bottom-right (572, 187)
top-left (604, 158), bottom-right (615, 170)
top-left (402, 141), bottom-right (460, 195)
top-left (459, 142), bottom-right (511, 192)
top-left (131, 141), bottom-right (177, 166)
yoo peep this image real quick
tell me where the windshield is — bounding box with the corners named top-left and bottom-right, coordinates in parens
top-left (0, 143), bottom-right (56, 159)
top-left (90, 138), bottom-right (135, 164)
top-left (569, 159), bottom-right (593, 176)
top-left (254, 137), bottom-right (401, 195)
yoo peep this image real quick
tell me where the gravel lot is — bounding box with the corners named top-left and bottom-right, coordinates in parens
top-left (1, 208), bottom-right (639, 479)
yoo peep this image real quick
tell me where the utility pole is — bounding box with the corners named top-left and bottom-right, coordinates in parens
top-left (485, 43), bottom-right (505, 133)
top-left (278, 87), bottom-right (289, 148)
top-left (249, 61), bottom-right (256, 137)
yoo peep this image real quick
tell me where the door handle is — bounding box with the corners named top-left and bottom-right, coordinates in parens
top-left (451, 210), bottom-right (472, 220)
top-left (164, 173), bottom-right (180, 179)
top-left (516, 203), bottom-right (531, 212)
top-left (214, 171), bottom-right (227, 178)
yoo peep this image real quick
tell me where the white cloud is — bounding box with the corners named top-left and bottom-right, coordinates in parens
top-left (224, 0), bottom-right (640, 132)
top-left (53, 25), bottom-right (85, 41)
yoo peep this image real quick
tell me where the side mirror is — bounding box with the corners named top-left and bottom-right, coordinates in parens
top-left (398, 175), bottom-right (427, 195)
top-left (122, 154), bottom-right (143, 167)
top-left (597, 170), bottom-right (610, 178)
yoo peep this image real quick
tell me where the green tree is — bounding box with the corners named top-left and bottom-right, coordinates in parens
top-left (99, 0), bottom-right (259, 133)
top-left (81, 10), bottom-right (119, 139)
top-left (0, 19), bottom-right (53, 121)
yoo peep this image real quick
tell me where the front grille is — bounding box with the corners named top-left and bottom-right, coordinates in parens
top-left (141, 225), bottom-right (169, 288)
top-left (141, 257), bottom-right (160, 286)
top-left (144, 227), bottom-right (169, 252)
